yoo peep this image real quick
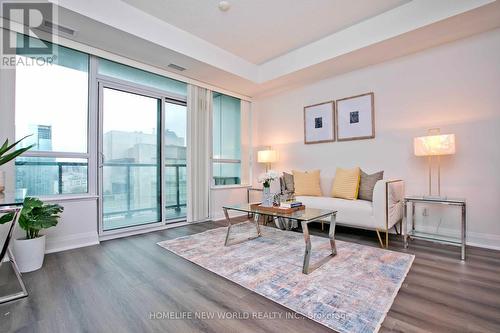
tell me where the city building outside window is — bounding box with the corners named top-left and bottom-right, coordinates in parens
top-left (15, 37), bottom-right (89, 196)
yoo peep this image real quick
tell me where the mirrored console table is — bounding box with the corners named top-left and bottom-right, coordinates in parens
top-left (403, 195), bottom-right (466, 260)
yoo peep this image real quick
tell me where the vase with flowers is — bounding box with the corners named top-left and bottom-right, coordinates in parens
top-left (258, 170), bottom-right (279, 207)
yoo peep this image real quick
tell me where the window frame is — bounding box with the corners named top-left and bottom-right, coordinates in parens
top-left (96, 72), bottom-right (188, 236)
top-left (14, 48), bottom-right (92, 199)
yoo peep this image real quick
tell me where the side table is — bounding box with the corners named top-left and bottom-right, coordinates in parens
top-left (403, 196), bottom-right (466, 260)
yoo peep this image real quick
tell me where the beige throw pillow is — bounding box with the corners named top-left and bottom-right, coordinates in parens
top-left (292, 170), bottom-right (322, 196)
top-left (331, 167), bottom-right (361, 200)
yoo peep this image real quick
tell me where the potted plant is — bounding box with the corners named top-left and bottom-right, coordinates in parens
top-left (257, 170), bottom-right (279, 207)
top-left (1, 197), bottom-right (64, 272)
top-left (0, 136), bottom-right (34, 193)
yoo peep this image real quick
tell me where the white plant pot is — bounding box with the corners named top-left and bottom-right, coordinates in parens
top-left (13, 235), bottom-right (46, 273)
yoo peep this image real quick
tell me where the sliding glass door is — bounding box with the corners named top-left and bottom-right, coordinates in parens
top-left (164, 101), bottom-right (187, 221)
top-left (100, 85), bottom-right (161, 231)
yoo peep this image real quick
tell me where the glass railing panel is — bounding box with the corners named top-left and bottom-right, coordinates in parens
top-left (15, 158), bottom-right (88, 196)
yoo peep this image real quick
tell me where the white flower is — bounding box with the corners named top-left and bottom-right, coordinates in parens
top-left (267, 170), bottom-right (280, 180)
top-left (258, 170), bottom-right (280, 184)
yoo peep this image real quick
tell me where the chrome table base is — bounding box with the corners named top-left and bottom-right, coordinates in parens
top-left (223, 208), bottom-right (262, 246)
top-left (223, 207), bottom-right (337, 274)
top-left (0, 207), bottom-right (29, 304)
top-left (301, 213), bottom-right (337, 274)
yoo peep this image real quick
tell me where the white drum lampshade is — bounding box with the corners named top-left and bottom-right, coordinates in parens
top-left (414, 134), bottom-right (456, 156)
top-left (257, 149), bottom-right (277, 171)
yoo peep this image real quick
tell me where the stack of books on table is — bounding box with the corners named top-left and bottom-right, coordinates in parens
top-left (280, 201), bottom-right (302, 209)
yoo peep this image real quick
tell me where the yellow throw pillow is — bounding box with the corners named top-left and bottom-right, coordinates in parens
top-left (292, 170), bottom-right (322, 196)
top-left (331, 167), bottom-right (361, 200)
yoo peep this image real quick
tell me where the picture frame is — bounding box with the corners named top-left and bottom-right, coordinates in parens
top-left (335, 92), bottom-right (375, 141)
top-left (303, 101), bottom-right (335, 144)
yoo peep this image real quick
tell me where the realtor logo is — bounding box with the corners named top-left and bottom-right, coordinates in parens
top-left (2, 1), bottom-right (53, 55)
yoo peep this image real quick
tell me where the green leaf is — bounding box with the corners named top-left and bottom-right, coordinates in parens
top-left (0, 146), bottom-right (34, 166)
top-left (0, 213), bottom-right (14, 224)
top-left (0, 139), bottom-right (8, 154)
top-left (0, 135), bottom-right (35, 166)
top-left (0, 135), bottom-right (31, 156)
top-left (16, 197), bottom-right (63, 238)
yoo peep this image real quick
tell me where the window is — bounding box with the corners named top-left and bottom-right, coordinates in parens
top-left (15, 36), bottom-right (89, 196)
top-left (212, 93), bottom-right (242, 186)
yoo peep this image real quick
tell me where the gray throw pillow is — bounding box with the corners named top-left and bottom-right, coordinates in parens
top-left (358, 170), bottom-right (384, 201)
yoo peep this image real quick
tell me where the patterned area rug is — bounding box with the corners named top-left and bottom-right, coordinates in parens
top-left (158, 222), bottom-right (414, 333)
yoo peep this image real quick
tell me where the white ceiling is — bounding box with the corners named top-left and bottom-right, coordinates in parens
top-left (120, 0), bottom-right (409, 64)
top-left (4, 0), bottom-right (498, 97)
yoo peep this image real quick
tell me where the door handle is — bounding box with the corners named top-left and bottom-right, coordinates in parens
top-left (99, 153), bottom-right (104, 168)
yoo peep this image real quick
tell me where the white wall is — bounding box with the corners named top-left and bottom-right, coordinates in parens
top-left (15, 198), bottom-right (99, 253)
top-left (253, 28), bottom-right (500, 249)
top-left (210, 187), bottom-right (248, 221)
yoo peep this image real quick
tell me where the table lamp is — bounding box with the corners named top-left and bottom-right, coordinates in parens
top-left (414, 130), bottom-right (456, 198)
top-left (257, 149), bottom-right (277, 172)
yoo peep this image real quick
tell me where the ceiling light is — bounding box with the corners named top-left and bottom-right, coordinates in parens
top-left (218, 1), bottom-right (231, 12)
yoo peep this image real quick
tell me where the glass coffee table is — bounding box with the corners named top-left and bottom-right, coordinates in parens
top-left (0, 193), bottom-right (28, 304)
top-left (222, 204), bottom-right (337, 274)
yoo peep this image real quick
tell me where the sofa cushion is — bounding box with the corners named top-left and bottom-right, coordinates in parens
top-left (296, 195), bottom-right (377, 229)
top-left (331, 167), bottom-right (361, 200)
top-left (358, 170), bottom-right (384, 201)
top-left (292, 170), bottom-right (322, 196)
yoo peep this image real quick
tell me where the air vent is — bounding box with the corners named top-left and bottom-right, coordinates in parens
top-left (40, 20), bottom-right (75, 36)
top-left (168, 63), bottom-right (186, 72)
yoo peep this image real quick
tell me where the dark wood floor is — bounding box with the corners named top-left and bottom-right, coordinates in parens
top-left (1, 220), bottom-right (499, 333)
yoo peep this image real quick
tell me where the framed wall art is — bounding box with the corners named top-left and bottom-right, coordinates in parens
top-left (303, 101), bottom-right (335, 144)
top-left (336, 92), bottom-right (375, 141)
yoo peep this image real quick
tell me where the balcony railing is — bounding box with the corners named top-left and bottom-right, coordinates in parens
top-left (15, 160), bottom-right (88, 195)
top-left (16, 160), bottom-right (241, 223)
top-left (15, 161), bottom-right (187, 219)
top-left (101, 162), bottom-right (187, 221)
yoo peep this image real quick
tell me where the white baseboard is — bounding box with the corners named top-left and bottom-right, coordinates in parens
top-left (409, 225), bottom-right (500, 251)
top-left (45, 231), bottom-right (100, 254)
top-left (211, 211), bottom-right (248, 222)
top-left (99, 219), bottom-right (213, 242)
top-left (465, 232), bottom-right (500, 251)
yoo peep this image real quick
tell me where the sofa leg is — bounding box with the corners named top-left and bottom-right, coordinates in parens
top-left (376, 229), bottom-right (390, 248)
top-left (376, 230), bottom-right (385, 248)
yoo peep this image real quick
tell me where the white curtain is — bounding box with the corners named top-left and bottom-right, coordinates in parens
top-left (186, 85), bottom-right (211, 222)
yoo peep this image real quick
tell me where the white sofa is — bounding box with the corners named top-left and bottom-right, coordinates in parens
top-left (295, 179), bottom-right (405, 248)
